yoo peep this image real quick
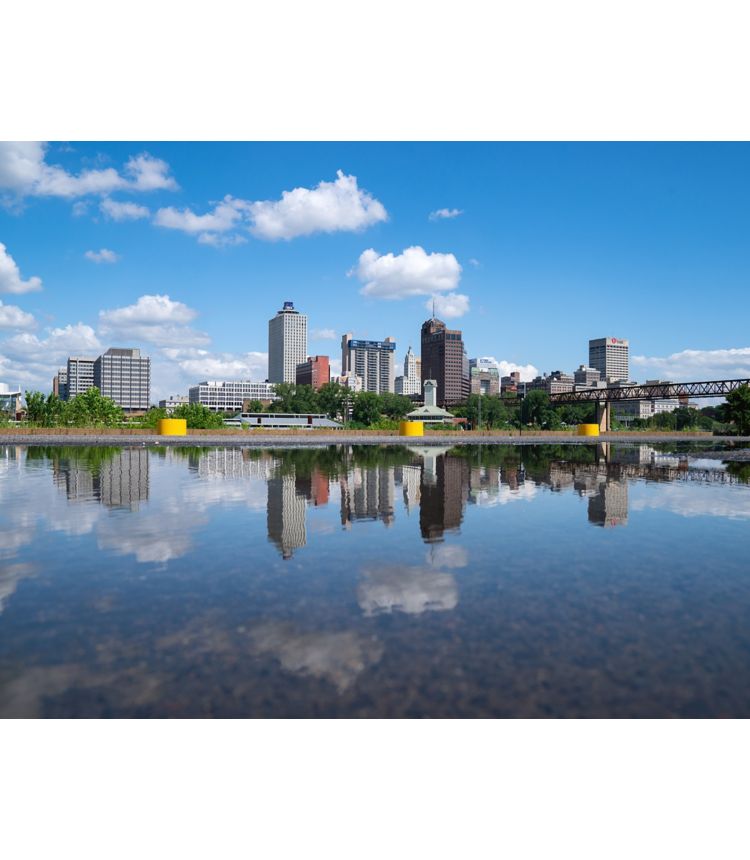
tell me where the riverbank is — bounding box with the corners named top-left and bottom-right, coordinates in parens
top-left (0, 430), bottom-right (746, 448)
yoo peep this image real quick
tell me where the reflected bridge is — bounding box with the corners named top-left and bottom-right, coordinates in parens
top-left (549, 378), bottom-right (750, 431)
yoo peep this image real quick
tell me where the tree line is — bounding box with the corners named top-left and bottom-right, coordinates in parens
top-left (13, 382), bottom-right (750, 435)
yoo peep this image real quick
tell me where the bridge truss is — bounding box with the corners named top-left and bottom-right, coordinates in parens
top-left (549, 378), bottom-right (750, 406)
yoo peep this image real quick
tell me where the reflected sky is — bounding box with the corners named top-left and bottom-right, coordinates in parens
top-left (1, 442), bottom-right (750, 717)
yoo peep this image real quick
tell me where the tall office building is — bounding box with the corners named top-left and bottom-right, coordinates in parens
top-left (268, 301), bottom-right (307, 384)
top-left (395, 345), bottom-right (421, 396)
top-left (341, 333), bottom-right (396, 394)
top-left (66, 357), bottom-right (96, 398)
top-left (589, 337), bottom-right (629, 382)
top-left (94, 348), bottom-right (151, 412)
top-left (420, 316), bottom-right (470, 407)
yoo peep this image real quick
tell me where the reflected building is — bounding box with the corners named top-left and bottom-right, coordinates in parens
top-left (294, 468), bottom-right (330, 507)
top-left (191, 447), bottom-right (275, 481)
top-left (267, 473), bottom-right (307, 559)
top-left (52, 449), bottom-right (149, 510)
top-left (395, 464), bottom-right (421, 512)
top-left (588, 479), bottom-right (629, 527)
top-left (419, 451), bottom-right (469, 542)
top-left (339, 466), bottom-right (395, 527)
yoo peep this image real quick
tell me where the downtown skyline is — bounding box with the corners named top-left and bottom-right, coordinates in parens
top-left (1, 141), bottom-right (749, 401)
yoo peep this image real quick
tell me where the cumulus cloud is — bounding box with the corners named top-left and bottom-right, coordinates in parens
top-left (167, 349), bottom-right (268, 381)
top-left (0, 243), bottom-right (42, 294)
top-left (351, 245), bottom-right (462, 300)
top-left (357, 565), bottom-right (458, 616)
top-left (84, 248), bottom-right (119, 264)
top-left (98, 294), bottom-right (209, 347)
top-left (99, 198), bottom-right (150, 221)
top-left (0, 142), bottom-right (177, 200)
top-left (427, 292), bottom-right (470, 319)
top-left (153, 195), bottom-right (250, 245)
top-left (429, 207), bottom-right (463, 221)
top-left (632, 347), bottom-right (750, 381)
top-left (311, 328), bottom-right (337, 340)
top-left (0, 300), bottom-right (35, 330)
top-left (477, 356), bottom-right (539, 382)
top-left (249, 170), bottom-right (387, 241)
top-left (3, 323), bottom-right (101, 360)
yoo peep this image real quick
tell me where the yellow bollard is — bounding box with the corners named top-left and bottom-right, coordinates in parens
top-left (577, 423), bottom-right (599, 437)
top-left (399, 420), bottom-right (424, 437)
top-left (157, 418), bottom-right (187, 436)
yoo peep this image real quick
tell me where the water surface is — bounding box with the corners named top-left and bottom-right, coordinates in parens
top-left (1, 442), bottom-right (749, 717)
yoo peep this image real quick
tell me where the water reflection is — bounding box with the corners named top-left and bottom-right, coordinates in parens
top-left (3, 441), bottom-right (750, 717)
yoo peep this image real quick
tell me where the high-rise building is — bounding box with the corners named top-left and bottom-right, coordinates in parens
top-left (395, 346), bottom-right (421, 396)
top-left (341, 333), bottom-right (396, 394)
top-left (296, 355), bottom-right (330, 390)
top-left (420, 316), bottom-right (470, 407)
top-left (66, 356), bottom-right (96, 398)
top-left (52, 368), bottom-right (68, 400)
top-left (589, 337), bottom-right (629, 381)
top-left (268, 301), bottom-right (308, 384)
top-left (94, 348), bottom-right (150, 413)
top-left (469, 358), bottom-right (500, 396)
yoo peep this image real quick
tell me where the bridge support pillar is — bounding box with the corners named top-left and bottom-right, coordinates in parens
top-left (596, 401), bottom-right (610, 433)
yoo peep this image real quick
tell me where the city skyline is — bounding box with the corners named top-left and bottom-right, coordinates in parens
top-left (2, 142), bottom-right (750, 401)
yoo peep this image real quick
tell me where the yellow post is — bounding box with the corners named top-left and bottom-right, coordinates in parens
top-left (577, 423), bottom-right (600, 437)
top-left (399, 420), bottom-right (424, 437)
top-left (157, 418), bottom-right (187, 436)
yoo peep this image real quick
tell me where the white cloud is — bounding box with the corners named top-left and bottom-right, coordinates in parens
top-left (468, 258), bottom-right (480, 267)
top-left (0, 142), bottom-right (178, 199)
top-left (311, 328), bottom-right (337, 340)
top-left (98, 294), bottom-right (209, 347)
top-left (429, 207), bottom-right (463, 221)
top-left (171, 349), bottom-right (268, 381)
top-left (632, 347), bottom-right (750, 382)
top-left (71, 201), bottom-right (89, 217)
top-left (357, 565), bottom-right (458, 616)
top-left (197, 232), bottom-right (248, 247)
top-left (124, 153), bottom-right (178, 192)
top-left (0, 243), bottom-right (42, 294)
top-left (3, 323), bottom-right (101, 360)
top-left (100, 198), bottom-right (150, 221)
top-left (351, 245), bottom-right (462, 300)
top-left (0, 300), bottom-right (35, 330)
top-left (249, 170), bottom-right (387, 241)
top-left (153, 195), bottom-right (250, 246)
top-left (84, 248), bottom-right (119, 264)
top-left (478, 356), bottom-right (539, 382)
top-left (427, 292), bottom-right (470, 319)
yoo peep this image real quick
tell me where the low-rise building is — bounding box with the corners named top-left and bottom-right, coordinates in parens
top-left (0, 383), bottom-right (22, 419)
top-left (158, 395), bottom-right (189, 414)
top-left (573, 365), bottom-right (602, 386)
top-left (469, 359), bottom-right (500, 396)
top-left (189, 380), bottom-right (279, 413)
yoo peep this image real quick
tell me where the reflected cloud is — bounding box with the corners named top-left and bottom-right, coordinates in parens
top-left (249, 623), bottom-right (383, 692)
top-left (426, 543), bottom-right (468, 569)
top-left (0, 563), bottom-right (36, 614)
top-left (632, 483), bottom-right (750, 520)
top-left (358, 565), bottom-right (458, 616)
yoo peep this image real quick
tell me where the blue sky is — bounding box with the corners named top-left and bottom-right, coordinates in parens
top-left (1, 141), bottom-right (749, 399)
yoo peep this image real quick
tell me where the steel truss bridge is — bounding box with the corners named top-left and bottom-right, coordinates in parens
top-left (548, 378), bottom-right (750, 431)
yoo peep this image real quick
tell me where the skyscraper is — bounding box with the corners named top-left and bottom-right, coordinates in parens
top-left (588, 337), bottom-right (629, 382)
top-left (66, 356), bottom-right (96, 398)
top-left (341, 333), bottom-right (396, 394)
top-left (420, 316), bottom-right (470, 406)
top-left (268, 301), bottom-right (308, 384)
top-left (395, 345), bottom-right (421, 395)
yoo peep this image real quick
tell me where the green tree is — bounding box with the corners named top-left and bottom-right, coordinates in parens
top-left (65, 387), bottom-right (124, 426)
top-left (351, 391), bottom-right (382, 426)
top-left (520, 390), bottom-right (552, 427)
top-left (172, 402), bottom-right (224, 429)
top-left (378, 392), bottom-right (413, 420)
top-left (245, 399), bottom-right (264, 413)
top-left (316, 382), bottom-right (348, 420)
top-left (24, 390), bottom-right (48, 424)
top-left (725, 384), bottom-right (750, 435)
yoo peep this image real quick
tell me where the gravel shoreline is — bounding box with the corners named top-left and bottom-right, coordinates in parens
top-left (1, 432), bottom-right (748, 449)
